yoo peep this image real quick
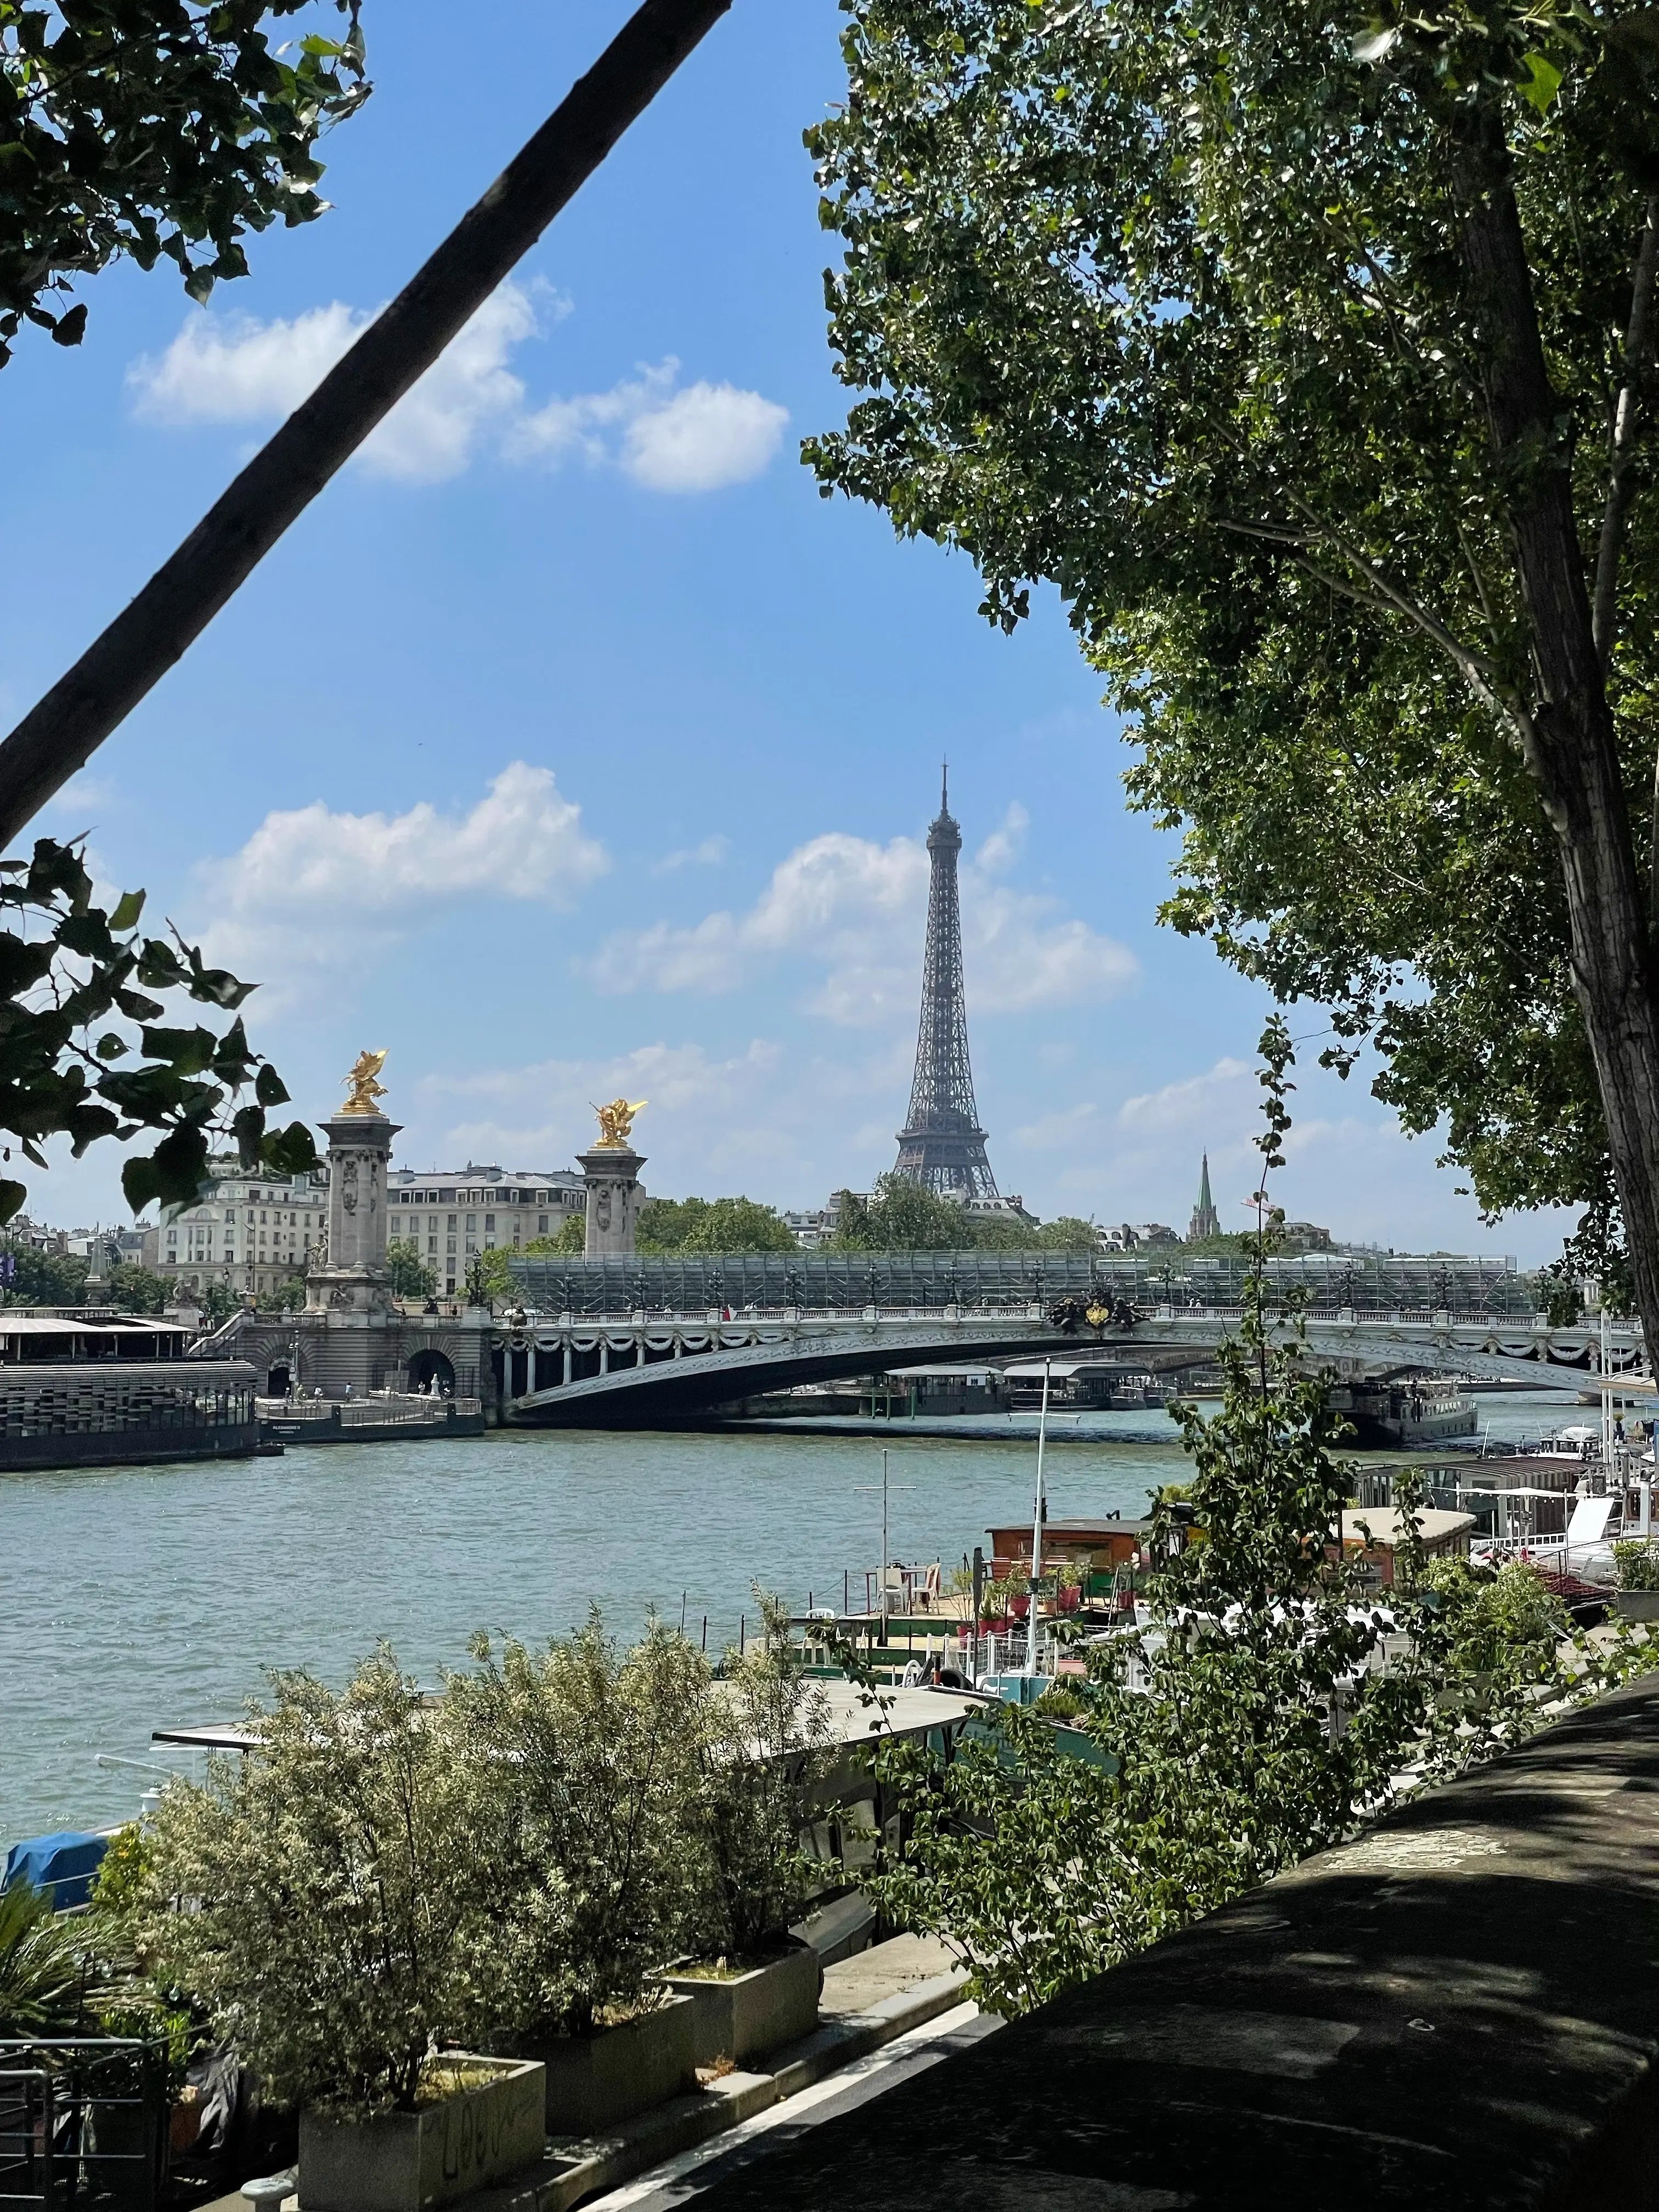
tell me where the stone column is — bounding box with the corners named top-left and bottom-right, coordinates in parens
top-left (307, 1110), bottom-right (401, 1315)
top-left (577, 1146), bottom-right (645, 1259)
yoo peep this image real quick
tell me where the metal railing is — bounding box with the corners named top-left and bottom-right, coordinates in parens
top-left (256, 1393), bottom-right (479, 1425)
top-left (0, 2040), bottom-right (165, 2212)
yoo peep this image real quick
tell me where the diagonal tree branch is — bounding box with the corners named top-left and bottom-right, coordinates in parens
top-left (0, 0), bottom-right (733, 853)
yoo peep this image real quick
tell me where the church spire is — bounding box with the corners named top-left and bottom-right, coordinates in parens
top-left (1188, 1152), bottom-right (1221, 1242)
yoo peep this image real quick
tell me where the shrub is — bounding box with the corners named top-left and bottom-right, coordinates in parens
top-left (1615, 1539), bottom-right (1659, 1593)
top-left (136, 1647), bottom-right (485, 2117)
top-left (0, 1880), bottom-right (88, 2036)
top-left (691, 1593), bottom-right (830, 1961)
top-left (450, 1613), bottom-right (710, 2039)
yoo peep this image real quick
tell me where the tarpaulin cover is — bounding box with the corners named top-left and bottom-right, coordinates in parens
top-left (3, 1829), bottom-right (108, 1908)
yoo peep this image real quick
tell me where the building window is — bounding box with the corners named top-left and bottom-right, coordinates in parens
top-left (484, 1215), bottom-right (495, 1231)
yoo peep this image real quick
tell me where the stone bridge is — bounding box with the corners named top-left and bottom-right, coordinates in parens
top-left (496, 1305), bottom-right (1644, 1427)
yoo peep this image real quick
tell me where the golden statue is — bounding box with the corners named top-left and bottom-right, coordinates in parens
top-left (340, 1049), bottom-right (390, 1116)
top-left (591, 1097), bottom-right (646, 1148)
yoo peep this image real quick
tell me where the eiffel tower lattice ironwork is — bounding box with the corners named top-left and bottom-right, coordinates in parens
top-left (894, 769), bottom-right (1000, 1200)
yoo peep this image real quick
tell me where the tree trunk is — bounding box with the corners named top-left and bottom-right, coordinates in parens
top-left (1458, 143), bottom-right (1659, 1348)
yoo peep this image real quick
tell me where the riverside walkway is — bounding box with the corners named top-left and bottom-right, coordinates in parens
top-left (682, 1671), bottom-right (1659, 2212)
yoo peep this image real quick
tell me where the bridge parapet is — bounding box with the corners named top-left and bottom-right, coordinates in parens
top-left (489, 1302), bottom-right (1646, 1426)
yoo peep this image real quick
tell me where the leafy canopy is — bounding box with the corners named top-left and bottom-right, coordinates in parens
top-left (638, 1195), bottom-right (798, 1254)
top-left (384, 1236), bottom-right (436, 1299)
top-left (1, 0), bottom-right (368, 365)
top-left (0, 838), bottom-right (314, 1226)
top-left (805, 0), bottom-right (1659, 1231)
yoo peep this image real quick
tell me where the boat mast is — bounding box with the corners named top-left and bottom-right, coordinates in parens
top-left (1026, 1357), bottom-right (1051, 1678)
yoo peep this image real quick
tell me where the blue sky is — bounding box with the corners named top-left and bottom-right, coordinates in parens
top-left (0, 0), bottom-right (1562, 1261)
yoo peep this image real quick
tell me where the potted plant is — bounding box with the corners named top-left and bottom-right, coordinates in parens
top-left (660, 1595), bottom-right (828, 2069)
top-left (1055, 1563), bottom-right (1085, 1613)
top-left (136, 1649), bottom-right (543, 2212)
top-left (1613, 1538), bottom-right (1659, 1620)
top-left (453, 1616), bottom-right (706, 2135)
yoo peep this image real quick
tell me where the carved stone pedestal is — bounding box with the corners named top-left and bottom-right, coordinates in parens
top-left (578, 1146), bottom-right (646, 1259)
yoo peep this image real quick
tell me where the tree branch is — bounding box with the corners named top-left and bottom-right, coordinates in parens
top-left (0, 0), bottom-right (733, 852)
top-left (1592, 194), bottom-right (1659, 672)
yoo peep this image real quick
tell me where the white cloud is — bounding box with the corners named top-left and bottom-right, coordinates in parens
top-left (975, 802), bottom-right (1029, 876)
top-left (198, 763), bottom-right (607, 1001)
top-left (1117, 1058), bottom-right (1254, 1136)
top-left (128, 287), bottom-right (786, 494)
top-left (591, 822), bottom-right (1135, 1026)
top-left (417, 1031), bottom-right (917, 1205)
top-left (654, 836), bottom-right (730, 874)
top-left (621, 382), bottom-right (789, 493)
top-left (1012, 1102), bottom-right (1105, 1153)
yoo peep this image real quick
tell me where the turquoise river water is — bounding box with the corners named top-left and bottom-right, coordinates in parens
top-left (0, 1387), bottom-right (1583, 1842)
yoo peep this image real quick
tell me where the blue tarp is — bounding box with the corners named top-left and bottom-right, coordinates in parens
top-left (3, 1829), bottom-right (108, 1908)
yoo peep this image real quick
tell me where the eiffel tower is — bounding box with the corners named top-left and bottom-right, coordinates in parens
top-left (893, 768), bottom-right (1000, 1200)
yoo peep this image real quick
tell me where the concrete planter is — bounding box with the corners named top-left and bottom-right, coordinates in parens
top-left (533, 1994), bottom-right (697, 2136)
top-left (659, 1943), bottom-right (821, 2068)
top-left (1617, 1588), bottom-right (1659, 1621)
top-left (298, 2055), bottom-right (545, 2212)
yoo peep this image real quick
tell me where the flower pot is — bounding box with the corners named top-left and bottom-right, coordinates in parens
top-left (532, 1994), bottom-right (697, 2136)
top-left (1617, 1589), bottom-right (1659, 1621)
top-left (1057, 1587), bottom-right (1081, 1613)
top-left (298, 2055), bottom-right (545, 2212)
top-left (659, 1942), bottom-right (820, 2068)
top-left (1009, 1593), bottom-right (1031, 1619)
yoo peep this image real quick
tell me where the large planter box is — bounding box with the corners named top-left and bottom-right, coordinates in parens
top-left (533, 1994), bottom-right (697, 2136)
top-left (1617, 1589), bottom-right (1659, 1621)
top-left (659, 1943), bottom-right (821, 2068)
top-left (298, 2055), bottom-right (545, 2212)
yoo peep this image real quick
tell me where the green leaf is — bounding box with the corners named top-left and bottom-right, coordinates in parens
top-left (0, 1180), bottom-right (28, 1226)
top-left (232, 1103), bottom-right (266, 1165)
top-left (262, 1120), bottom-right (319, 1177)
top-left (109, 889), bottom-right (145, 933)
top-left (1519, 51), bottom-right (1562, 115)
top-left (255, 1062), bottom-right (290, 1108)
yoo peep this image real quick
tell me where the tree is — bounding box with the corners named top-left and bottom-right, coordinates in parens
top-left (806, 0), bottom-right (1659, 1335)
top-left (199, 1278), bottom-right (236, 1322)
top-left (832, 1171), bottom-right (1043, 1250)
top-left (1, 0), bottom-right (368, 368)
top-left (866, 1035), bottom-right (1645, 2015)
top-left (269, 1275), bottom-right (306, 1312)
top-left (1036, 1216), bottom-right (1099, 1253)
top-left (135, 1648), bottom-right (486, 2117)
top-left (637, 1196), bottom-right (797, 1254)
top-left (104, 1261), bottom-right (168, 1314)
top-left (384, 1237), bottom-right (436, 1299)
top-left (0, 1237), bottom-right (86, 1305)
top-left (690, 1592), bottom-right (830, 1961)
top-left (466, 1247), bottom-right (515, 1307)
top-left (450, 1615), bottom-right (711, 2039)
top-left (833, 1173), bottom-right (974, 1250)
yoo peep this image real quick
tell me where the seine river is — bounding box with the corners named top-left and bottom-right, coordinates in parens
top-left (0, 1389), bottom-right (1584, 1842)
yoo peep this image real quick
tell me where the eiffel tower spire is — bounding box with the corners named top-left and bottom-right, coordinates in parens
top-left (894, 769), bottom-right (999, 1200)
